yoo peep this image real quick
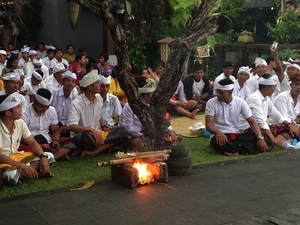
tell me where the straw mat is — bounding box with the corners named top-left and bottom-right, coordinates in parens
top-left (170, 114), bottom-right (206, 138)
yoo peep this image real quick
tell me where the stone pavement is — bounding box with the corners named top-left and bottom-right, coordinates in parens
top-left (1, 151), bottom-right (300, 225)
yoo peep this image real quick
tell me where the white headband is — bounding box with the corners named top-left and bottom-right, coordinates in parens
top-left (32, 70), bottom-right (43, 81)
top-left (138, 78), bottom-right (156, 94)
top-left (259, 76), bottom-right (277, 85)
top-left (34, 93), bottom-right (51, 105)
top-left (237, 66), bottom-right (251, 76)
top-left (283, 61), bottom-right (300, 70)
top-left (21, 47), bottom-right (30, 53)
top-left (99, 75), bottom-right (111, 84)
top-left (217, 84), bottom-right (234, 91)
top-left (29, 50), bottom-right (37, 56)
top-left (63, 70), bottom-right (76, 79)
top-left (0, 93), bottom-right (20, 111)
top-left (255, 57), bottom-right (268, 67)
top-left (32, 58), bottom-right (43, 66)
top-left (13, 68), bottom-right (25, 76)
top-left (45, 44), bottom-right (55, 50)
top-left (2, 72), bottom-right (20, 81)
top-left (80, 70), bottom-right (99, 88)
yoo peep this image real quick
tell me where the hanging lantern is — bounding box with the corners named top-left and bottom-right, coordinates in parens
top-left (67, 0), bottom-right (80, 29)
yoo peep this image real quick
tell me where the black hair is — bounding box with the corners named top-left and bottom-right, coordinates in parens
top-left (36, 88), bottom-right (51, 100)
top-left (7, 42), bottom-right (14, 47)
top-left (34, 69), bottom-right (44, 78)
top-left (38, 42), bottom-right (45, 47)
top-left (111, 66), bottom-right (119, 78)
top-left (218, 78), bottom-right (234, 86)
top-left (154, 60), bottom-right (165, 69)
top-left (78, 47), bottom-right (87, 53)
top-left (86, 63), bottom-right (98, 73)
top-left (222, 61), bottom-right (233, 68)
top-left (75, 53), bottom-right (85, 62)
top-left (54, 48), bottom-right (62, 54)
top-left (266, 56), bottom-right (275, 64)
top-left (66, 44), bottom-right (74, 50)
top-left (47, 48), bottom-right (55, 54)
top-left (6, 55), bottom-right (19, 68)
top-left (192, 62), bottom-right (204, 72)
top-left (99, 52), bottom-right (109, 62)
top-left (135, 76), bottom-right (148, 88)
top-left (131, 66), bottom-right (143, 75)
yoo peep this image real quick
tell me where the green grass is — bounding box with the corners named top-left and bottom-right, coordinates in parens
top-left (0, 135), bottom-right (285, 199)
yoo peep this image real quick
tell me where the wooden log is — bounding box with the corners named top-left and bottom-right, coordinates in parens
top-left (114, 149), bottom-right (172, 159)
top-left (97, 153), bottom-right (169, 167)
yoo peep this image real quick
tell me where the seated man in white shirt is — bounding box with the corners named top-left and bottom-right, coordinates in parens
top-left (269, 75), bottom-right (300, 141)
top-left (49, 48), bottom-right (69, 73)
top-left (98, 75), bottom-right (122, 131)
top-left (21, 88), bottom-right (72, 160)
top-left (51, 71), bottom-right (78, 137)
top-left (18, 47), bottom-right (33, 77)
top-left (32, 58), bottom-right (49, 80)
top-left (205, 78), bottom-right (268, 156)
top-left (0, 72), bottom-right (27, 109)
top-left (25, 69), bottom-right (46, 94)
top-left (14, 68), bottom-right (35, 104)
top-left (213, 61), bottom-right (235, 95)
top-left (246, 57), bottom-right (268, 94)
top-left (0, 93), bottom-right (55, 184)
top-left (239, 74), bottom-right (299, 148)
top-left (281, 59), bottom-right (300, 92)
top-left (68, 70), bottom-right (126, 158)
top-left (42, 47), bottom-right (55, 70)
top-left (46, 63), bottom-right (67, 93)
top-left (232, 66), bottom-right (251, 100)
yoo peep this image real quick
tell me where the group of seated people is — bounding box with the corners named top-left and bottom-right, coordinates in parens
top-left (205, 48), bottom-right (300, 156)
top-left (0, 42), bottom-right (300, 185)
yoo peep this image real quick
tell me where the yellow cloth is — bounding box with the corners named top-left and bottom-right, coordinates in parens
top-left (109, 78), bottom-right (125, 99)
top-left (0, 152), bottom-right (36, 171)
top-left (63, 53), bottom-right (76, 64)
top-left (99, 130), bottom-right (109, 141)
top-left (0, 78), bottom-right (4, 91)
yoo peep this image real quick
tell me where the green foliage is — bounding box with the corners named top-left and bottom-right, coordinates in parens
top-left (277, 48), bottom-right (299, 60)
top-left (267, 9), bottom-right (300, 44)
top-left (127, 32), bottom-right (148, 67)
top-left (169, 0), bottom-right (202, 29)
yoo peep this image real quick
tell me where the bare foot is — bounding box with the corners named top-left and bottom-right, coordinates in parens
top-left (190, 108), bottom-right (200, 119)
top-left (80, 151), bottom-right (95, 158)
top-left (39, 170), bottom-right (54, 178)
top-left (64, 155), bottom-right (71, 161)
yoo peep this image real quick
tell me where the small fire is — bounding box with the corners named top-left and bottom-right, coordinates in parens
top-left (133, 162), bottom-right (154, 184)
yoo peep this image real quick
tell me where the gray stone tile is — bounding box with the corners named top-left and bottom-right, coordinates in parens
top-left (40, 208), bottom-right (93, 224)
top-left (0, 201), bottom-right (36, 217)
top-left (0, 213), bottom-right (51, 225)
top-left (129, 203), bottom-right (180, 222)
top-left (82, 199), bottom-right (127, 217)
top-left (97, 210), bottom-right (150, 225)
top-left (115, 193), bottom-right (159, 209)
top-left (150, 214), bottom-right (197, 225)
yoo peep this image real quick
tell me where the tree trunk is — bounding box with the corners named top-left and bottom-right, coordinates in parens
top-left (73, 0), bottom-right (218, 151)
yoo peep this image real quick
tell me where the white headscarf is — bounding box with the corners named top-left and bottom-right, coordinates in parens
top-left (80, 70), bottom-right (99, 88)
top-left (63, 70), bottom-right (76, 79)
top-left (138, 78), bottom-right (156, 93)
top-left (237, 66), bottom-right (251, 76)
top-left (255, 57), bottom-right (268, 67)
top-left (99, 75), bottom-right (111, 84)
top-left (0, 93), bottom-right (20, 111)
top-left (32, 70), bottom-right (43, 81)
top-left (259, 76), bottom-right (277, 85)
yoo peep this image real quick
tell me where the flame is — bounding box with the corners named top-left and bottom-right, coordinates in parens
top-left (133, 162), bottom-right (154, 184)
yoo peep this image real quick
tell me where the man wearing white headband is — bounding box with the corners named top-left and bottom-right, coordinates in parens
top-left (281, 59), bottom-right (300, 91)
top-left (239, 74), bottom-right (299, 148)
top-left (51, 71), bottom-right (78, 137)
top-left (247, 49), bottom-right (283, 97)
top-left (0, 93), bottom-right (55, 184)
top-left (0, 49), bottom-right (7, 75)
top-left (18, 47), bottom-right (34, 77)
top-left (25, 69), bottom-right (46, 94)
top-left (68, 70), bottom-right (128, 157)
top-left (46, 63), bottom-right (67, 93)
top-left (21, 88), bottom-right (70, 160)
top-left (232, 66), bottom-right (251, 100)
top-left (14, 68), bottom-right (35, 104)
top-left (98, 75), bottom-right (122, 131)
top-left (205, 78), bottom-right (268, 156)
top-left (0, 72), bottom-right (27, 109)
top-left (213, 61), bottom-right (235, 95)
top-left (32, 58), bottom-right (49, 80)
top-left (268, 75), bottom-right (300, 142)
